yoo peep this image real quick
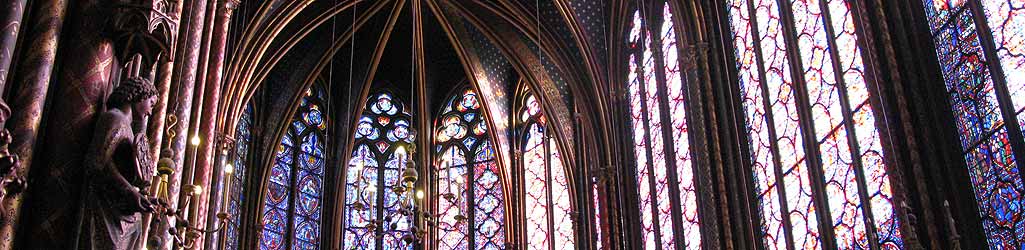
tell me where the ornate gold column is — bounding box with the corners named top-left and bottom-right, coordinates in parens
top-left (0, 0), bottom-right (27, 91)
top-left (0, 0), bottom-right (67, 248)
top-left (12, 0), bottom-right (113, 248)
top-left (191, 1), bottom-right (239, 249)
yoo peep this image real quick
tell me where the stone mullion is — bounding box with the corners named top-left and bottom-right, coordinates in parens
top-left (772, 0), bottom-right (839, 248)
top-left (632, 22), bottom-right (668, 249)
top-left (840, 0), bottom-right (928, 248)
top-left (645, 5), bottom-right (691, 249)
top-left (966, 0), bottom-right (1025, 185)
top-left (813, 0), bottom-right (883, 249)
top-left (742, 0), bottom-right (798, 248)
top-left (703, 0), bottom-right (762, 248)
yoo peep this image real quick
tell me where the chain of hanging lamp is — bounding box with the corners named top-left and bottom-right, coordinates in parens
top-left (346, 0), bottom-right (426, 245)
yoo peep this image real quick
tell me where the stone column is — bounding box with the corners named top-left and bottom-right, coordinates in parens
top-left (164, 0), bottom-right (208, 215)
top-left (147, 0), bottom-right (186, 177)
top-left (178, 0), bottom-right (215, 233)
top-left (12, 0), bottom-right (113, 249)
top-left (0, 0), bottom-right (27, 91)
top-left (192, 1), bottom-right (238, 249)
top-left (0, 0), bottom-right (67, 249)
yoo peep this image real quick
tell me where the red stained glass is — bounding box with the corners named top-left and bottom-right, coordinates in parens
top-left (521, 91), bottom-right (576, 250)
top-left (433, 89), bottom-right (506, 250)
top-left (729, 0), bottom-right (907, 248)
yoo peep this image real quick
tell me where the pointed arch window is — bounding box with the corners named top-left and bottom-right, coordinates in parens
top-left (920, 0), bottom-right (1025, 247)
top-left (624, 2), bottom-right (704, 249)
top-left (342, 92), bottom-right (417, 250)
top-left (226, 103), bottom-right (254, 250)
top-left (260, 86), bottom-right (329, 250)
top-left (726, 0), bottom-right (902, 248)
top-left (518, 89), bottom-right (575, 250)
top-left (433, 88), bottom-right (506, 249)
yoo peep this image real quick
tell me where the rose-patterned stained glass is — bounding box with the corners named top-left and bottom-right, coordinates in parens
top-left (520, 91), bottom-right (575, 250)
top-left (625, 4), bottom-right (705, 248)
top-left (433, 89), bottom-right (506, 249)
top-left (921, 0), bottom-right (1025, 248)
top-left (260, 86), bottom-right (328, 250)
top-left (343, 92), bottom-right (417, 250)
top-left (226, 103), bottom-right (254, 250)
top-left (725, 0), bottom-right (908, 248)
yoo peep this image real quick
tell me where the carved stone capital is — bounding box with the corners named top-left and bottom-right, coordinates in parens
top-left (216, 134), bottom-right (235, 154)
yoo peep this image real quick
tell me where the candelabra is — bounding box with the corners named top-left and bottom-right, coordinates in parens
top-left (351, 143), bottom-right (438, 244)
top-left (148, 154), bottom-right (230, 249)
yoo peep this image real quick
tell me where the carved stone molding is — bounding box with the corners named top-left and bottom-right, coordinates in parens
top-left (111, 0), bottom-right (179, 70)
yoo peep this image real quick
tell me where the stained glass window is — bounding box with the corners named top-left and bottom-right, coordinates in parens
top-left (624, 2), bottom-right (704, 249)
top-left (921, 0), bottom-right (1025, 248)
top-left (726, 0), bottom-right (903, 248)
top-left (433, 88), bottom-right (506, 249)
top-left (519, 90), bottom-right (575, 250)
top-left (225, 103), bottom-right (254, 250)
top-left (260, 86), bottom-right (329, 250)
top-left (342, 92), bottom-right (417, 250)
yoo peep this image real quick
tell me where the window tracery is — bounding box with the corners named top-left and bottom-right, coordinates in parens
top-left (260, 86), bottom-right (329, 250)
top-left (921, 0), bottom-right (1025, 247)
top-left (726, 0), bottom-right (902, 248)
top-left (625, 2), bottom-right (705, 248)
top-left (342, 92), bottom-right (417, 250)
top-left (519, 89), bottom-right (576, 250)
top-left (433, 88), bottom-right (506, 249)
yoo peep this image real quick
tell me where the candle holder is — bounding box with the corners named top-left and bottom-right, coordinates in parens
top-left (148, 156), bottom-right (230, 249)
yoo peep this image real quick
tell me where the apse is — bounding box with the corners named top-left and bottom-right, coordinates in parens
top-left (0, 0), bottom-right (1022, 250)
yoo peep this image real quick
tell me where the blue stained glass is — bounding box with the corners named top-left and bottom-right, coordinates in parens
top-left (226, 103), bottom-right (253, 250)
top-left (344, 91), bottom-right (417, 250)
top-left (922, 0), bottom-right (1025, 248)
top-left (433, 88), bottom-right (505, 249)
top-left (261, 84), bottom-right (328, 250)
top-left (464, 137), bottom-right (478, 150)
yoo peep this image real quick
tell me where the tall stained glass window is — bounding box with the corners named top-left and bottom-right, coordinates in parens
top-left (921, 0), bottom-right (1025, 248)
top-left (433, 88), bottom-right (506, 249)
top-left (225, 103), bottom-right (254, 250)
top-left (519, 90), bottom-right (575, 250)
top-left (624, 2), bottom-right (704, 249)
top-left (726, 0), bottom-right (902, 248)
top-left (260, 86), bottom-right (329, 250)
top-left (342, 93), bottom-right (417, 250)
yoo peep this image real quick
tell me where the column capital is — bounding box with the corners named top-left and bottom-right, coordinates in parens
top-left (221, 0), bottom-right (240, 14)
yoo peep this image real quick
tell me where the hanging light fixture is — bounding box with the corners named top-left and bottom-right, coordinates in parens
top-left (347, 0), bottom-right (423, 245)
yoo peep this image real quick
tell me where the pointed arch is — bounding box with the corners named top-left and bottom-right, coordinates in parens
top-left (259, 84), bottom-right (330, 250)
top-left (432, 87), bottom-right (507, 249)
top-left (341, 91), bottom-right (417, 250)
top-left (515, 84), bottom-right (576, 250)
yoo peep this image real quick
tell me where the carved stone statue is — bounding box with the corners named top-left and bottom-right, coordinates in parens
top-left (79, 77), bottom-right (159, 250)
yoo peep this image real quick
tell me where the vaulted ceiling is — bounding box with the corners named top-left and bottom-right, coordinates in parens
top-left (218, 0), bottom-right (622, 169)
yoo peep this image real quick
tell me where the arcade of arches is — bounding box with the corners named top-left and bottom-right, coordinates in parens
top-left (0, 0), bottom-right (1022, 249)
